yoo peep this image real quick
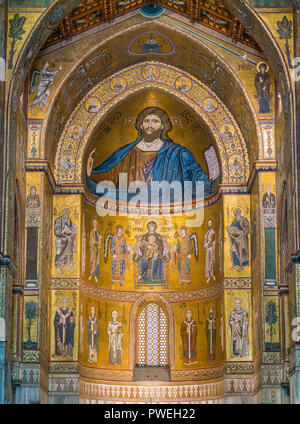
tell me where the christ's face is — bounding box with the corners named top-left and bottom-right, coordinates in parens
top-left (141, 114), bottom-right (163, 143)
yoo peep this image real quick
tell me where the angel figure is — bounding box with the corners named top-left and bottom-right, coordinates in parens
top-left (172, 226), bottom-right (198, 287)
top-left (30, 61), bottom-right (62, 110)
top-left (104, 225), bottom-right (131, 286)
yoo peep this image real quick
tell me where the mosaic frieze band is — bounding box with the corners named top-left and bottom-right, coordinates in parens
top-left (79, 280), bottom-right (223, 302)
top-left (79, 380), bottom-right (225, 401)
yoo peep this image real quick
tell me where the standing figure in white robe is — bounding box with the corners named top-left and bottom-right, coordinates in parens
top-left (107, 310), bottom-right (124, 365)
top-left (204, 219), bottom-right (216, 283)
top-left (229, 299), bottom-right (249, 358)
top-left (88, 305), bottom-right (99, 363)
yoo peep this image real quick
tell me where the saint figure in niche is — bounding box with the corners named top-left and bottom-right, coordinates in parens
top-left (107, 310), bottom-right (124, 365)
top-left (88, 305), bottom-right (99, 363)
top-left (54, 208), bottom-right (77, 273)
top-left (227, 208), bottom-right (249, 271)
top-left (86, 106), bottom-right (215, 199)
top-left (206, 306), bottom-right (216, 361)
top-left (26, 186), bottom-right (40, 209)
top-left (89, 219), bottom-right (101, 282)
top-left (203, 218), bottom-right (216, 283)
top-left (54, 298), bottom-right (75, 357)
top-left (255, 63), bottom-right (271, 114)
top-left (262, 186), bottom-right (275, 210)
top-left (229, 299), bottom-right (249, 358)
top-left (181, 309), bottom-right (198, 365)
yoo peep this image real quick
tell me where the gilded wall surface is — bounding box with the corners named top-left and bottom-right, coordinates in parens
top-left (1, 0), bottom-right (298, 405)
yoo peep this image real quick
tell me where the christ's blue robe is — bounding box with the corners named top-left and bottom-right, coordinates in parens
top-left (86, 138), bottom-right (215, 199)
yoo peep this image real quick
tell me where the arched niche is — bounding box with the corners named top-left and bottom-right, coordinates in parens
top-left (55, 61), bottom-right (250, 187)
top-left (129, 293), bottom-right (175, 373)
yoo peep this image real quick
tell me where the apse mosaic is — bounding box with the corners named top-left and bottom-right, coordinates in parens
top-left (55, 62), bottom-right (250, 186)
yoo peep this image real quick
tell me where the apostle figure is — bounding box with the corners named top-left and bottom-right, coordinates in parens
top-left (70, 126), bottom-right (82, 141)
top-left (89, 219), bottom-right (101, 282)
top-left (88, 305), bottom-right (99, 363)
top-left (105, 225), bottom-right (131, 286)
top-left (203, 99), bottom-right (216, 113)
top-left (263, 186), bottom-right (275, 210)
top-left (229, 299), bottom-right (249, 358)
top-left (203, 218), bottom-right (216, 283)
top-left (87, 100), bottom-right (100, 113)
top-left (181, 309), bottom-right (198, 365)
top-left (206, 306), bottom-right (216, 361)
top-left (54, 298), bottom-right (75, 357)
top-left (134, 221), bottom-right (170, 284)
top-left (107, 310), bottom-right (124, 365)
top-left (81, 216), bottom-right (86, 274)
top-left (54, 208), bottom-right (77, 273)
top-left (255, 63), bottom-right (271, 114)
top-left (86, 106), bottom-right (215, 199)
top-left (220, 125), bottom-right (234, 140)
top-left (172, 227), bottom-right (198, 287)
top-left (26, 186), bottom-right (40, 209)
top-left (227, 208), bottom-right (249, 271)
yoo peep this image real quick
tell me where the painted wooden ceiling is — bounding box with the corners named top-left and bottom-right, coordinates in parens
top-left (44, 0), bottom-right (260, 50)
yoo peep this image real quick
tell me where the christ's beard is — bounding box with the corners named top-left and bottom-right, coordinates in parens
top-left (141, 127), bottom-right (162, 143)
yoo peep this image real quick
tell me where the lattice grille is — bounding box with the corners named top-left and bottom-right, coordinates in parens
top-left (137, 302), bottom-right (168, 366)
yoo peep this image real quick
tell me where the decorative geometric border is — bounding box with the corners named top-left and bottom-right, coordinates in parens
top-left (223, 278), bottom-right (252, 289)
top-left (23, 350), bottom-right (40, 362)
top-left (78, 364), bottom-right (225, 381)
top-left (79, 364), bottom-right (133, 381)
top-left (226, 362), bottom-right (254, 374)
top-left (79, 280), bottom-right (223, 302)
top-left (50, 278), bottom-right (80, 289)
top-left (49, 361), bottom-right (79, 373)
top-left (171, 366), bottom-right (224, 381)
top-left (262, 351), bottom-right (280, 364)
top-left (79, 380), bottom-right (225, 401)
top-left (55, 61), bottom-right (249, 186)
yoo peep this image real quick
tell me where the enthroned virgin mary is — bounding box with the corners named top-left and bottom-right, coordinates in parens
top-left (86, 107), bottom-right (215, 199)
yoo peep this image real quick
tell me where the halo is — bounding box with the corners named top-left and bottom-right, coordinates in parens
top-left (144, 218), bottom-right (161, 232)
top-left (256, 61), bottom-right (269, 73)
top-left (89, 303), bottom-right (97, 312)
top-left (207, 303), bottom-right (215, 314)
top-left (183, 308), bottom-right (194, 318)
